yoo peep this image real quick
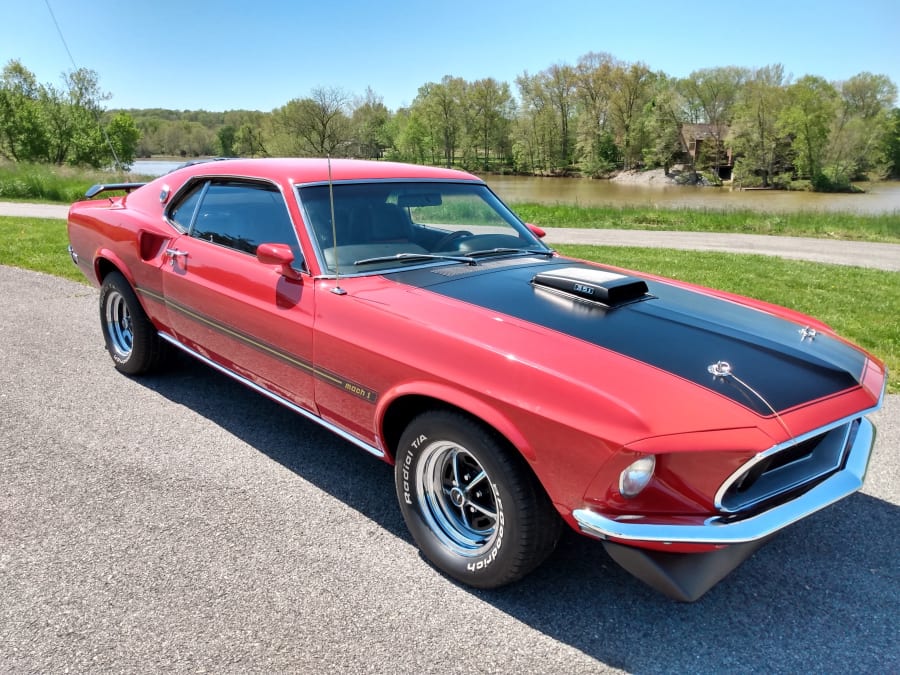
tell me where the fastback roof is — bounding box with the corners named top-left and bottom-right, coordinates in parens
top-left (171, 158), bottom-right (481, 184)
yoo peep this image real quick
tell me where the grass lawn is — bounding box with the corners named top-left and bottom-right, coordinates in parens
top-left (0, 215), bottom-right (895, 393)
top-left (0, 161), bottom-right (154, 204)
top-left (513, 203), bottom-right (900, 243)
top-left (0, 216), bottom-right (85, 282)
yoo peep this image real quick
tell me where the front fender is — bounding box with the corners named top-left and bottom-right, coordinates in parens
top-left (376, 379), bottom-right (538, 462)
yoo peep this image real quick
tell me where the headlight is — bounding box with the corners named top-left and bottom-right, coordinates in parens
top-left (619, 456), bottom-right (656, 498)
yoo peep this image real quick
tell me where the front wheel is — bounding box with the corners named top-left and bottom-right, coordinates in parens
top-left (99, 271), bottom-right (168, 375)
top-left (395, 410), bottom-right (561, 588)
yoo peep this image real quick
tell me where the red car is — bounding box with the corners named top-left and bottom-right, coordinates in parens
top-left (67, 158), bottom-right (886, 601)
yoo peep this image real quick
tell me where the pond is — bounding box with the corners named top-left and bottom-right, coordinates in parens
top-left (483, 175), bottom-right (900, 215)
top-left (131, 161), bottom-right (900, 215)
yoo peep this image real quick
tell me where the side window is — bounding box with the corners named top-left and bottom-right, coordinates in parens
top-left (190, 181), bottom-right (301, 261)
top-left (168, 182), bottom-right (205, 231)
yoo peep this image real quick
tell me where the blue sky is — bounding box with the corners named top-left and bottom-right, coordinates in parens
top-left (3, 1), bottom-right (898, 112)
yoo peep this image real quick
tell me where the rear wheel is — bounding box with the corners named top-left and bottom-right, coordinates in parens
top-left (99, 271), bottom-right (167, 375)
top-left (395, 410), bottom-right (561, 588)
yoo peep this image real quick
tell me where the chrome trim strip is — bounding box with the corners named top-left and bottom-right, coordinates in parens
top-left (158, 332), bottom-right (385, 459)
top-left (294, 177), bottom-right (484, 188)
top-left (713, 389), bottom-right (885, 511)
top-left (573, 417), bottom-right (875, 545)
top-left (143, 288), bottom-right (376, 403)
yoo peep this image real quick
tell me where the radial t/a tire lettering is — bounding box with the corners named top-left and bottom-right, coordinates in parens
top-left (395, 410), bottom-right (561, 588)
top-left (98, 271), bottom-right (167, 375)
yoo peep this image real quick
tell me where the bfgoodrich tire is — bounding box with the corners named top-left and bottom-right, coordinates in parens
top-left (395, 410), bottom-right (561, 588)
top-left (99, 271), bottom-right (167, 375)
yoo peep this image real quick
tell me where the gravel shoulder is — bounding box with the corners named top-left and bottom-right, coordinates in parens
top-left (1, 265), bottom-right (897, 673)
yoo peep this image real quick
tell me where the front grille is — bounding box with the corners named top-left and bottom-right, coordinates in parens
top-left (717, 419), bottom-right (859, 513)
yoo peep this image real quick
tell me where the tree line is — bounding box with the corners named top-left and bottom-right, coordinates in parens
top-left (2, 55), bottom-right (898, 190)
top-left (0, 60), bottom-right (139, 169)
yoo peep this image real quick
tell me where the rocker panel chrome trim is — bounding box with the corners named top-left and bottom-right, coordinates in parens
top-left (573, 417), bottom-right (875, 545)
top-left (158, 332), bottom-right (385, 459)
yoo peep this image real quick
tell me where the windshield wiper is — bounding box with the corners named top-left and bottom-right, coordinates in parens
top-left (354, 252), bottom-right (478, 266)
top-left (466, 247), bottom-right (555, 258)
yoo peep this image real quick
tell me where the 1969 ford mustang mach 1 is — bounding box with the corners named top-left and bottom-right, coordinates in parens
top-left (67, 158), bottom-right (886, 601)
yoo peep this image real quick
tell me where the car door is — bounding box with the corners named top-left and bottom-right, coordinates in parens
top-left (161, 178), bottom-right (316, 411)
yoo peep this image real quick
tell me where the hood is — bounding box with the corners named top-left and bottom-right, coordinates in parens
top-left (388, 259), bottom-right (868, 416)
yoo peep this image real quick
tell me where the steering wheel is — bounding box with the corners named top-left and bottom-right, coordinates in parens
top-left (434, 230), bottom-right (473, 251)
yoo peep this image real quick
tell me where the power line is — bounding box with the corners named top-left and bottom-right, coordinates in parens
top-left (43, 0), bottom-right (78, 71)
top-left (43, 0), bottom-right (124, 170)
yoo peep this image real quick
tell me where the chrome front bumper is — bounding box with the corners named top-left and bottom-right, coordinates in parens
top-left (573, 417), bottom-right (876, 545)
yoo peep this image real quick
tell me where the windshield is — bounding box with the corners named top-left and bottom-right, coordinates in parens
top-left (296, 181), bottom-right (549, 273)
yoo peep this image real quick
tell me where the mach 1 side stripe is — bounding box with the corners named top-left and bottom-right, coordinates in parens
top-left (390, 261), bottom-right (866, 415)
top-left (136, 286), bottom-right (378, 403)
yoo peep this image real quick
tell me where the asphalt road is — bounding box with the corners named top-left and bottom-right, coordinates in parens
top-left (0, 265), bottom-right (897, 673)
top-left (547, 228), bottom-right (900, 272)
top-left (3, 200), bottom-right (899, 271)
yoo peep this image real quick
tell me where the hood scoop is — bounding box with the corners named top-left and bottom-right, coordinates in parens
top-left (532, 267), bottom-right (650, 307)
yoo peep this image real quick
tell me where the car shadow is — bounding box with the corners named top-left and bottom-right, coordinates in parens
top-left (137, 355), bottom-right (900, 673)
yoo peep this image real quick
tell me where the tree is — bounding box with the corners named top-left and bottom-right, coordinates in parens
top-left (574, 52), bottom-right (617, 176)
top-left (350, 87), bottom-right (391, 159)
top-left (217, 125), bottom-right (236, 156)
top-left (729, 65), bottom-right (790, 187)
top-left (387, 106), bottom-right (429, 164)
top-left (0, 60), bottom-right (48, 162)
top-left (884, 108), bottom-right (900, 178)
top-left (468, 78), bottom-right (513, 170)
top-left (544, 63), bottom-right (577, 169)
top-left (827, 72), bottom-right (898, 181)
top-left (840, 72), bottom-right (897, 120)
top-left (514, 67), bottom-right (576, 174)
top-left (411, 76), bottom-right (467, 167)
top-left (59, 67), bottom-right (114, 167)
top-left (778, 76), bottom-right (839, 188)
top-left (677, 67), bottom-right (746, 180)
top-left (105, 112), bottom-right (141, 168)
top-left (224, 110), bottom-right (268, 156)
top-left (159, 120), bottom-right (214, 157)
top-left (0, 60), bottom-right (131, 168)
top-left (271, 86), bottom-right (351, 156)
top-left (514, 71), bottom-right (557, 173)
top-left (608, 62), bottom-right (655, 170)
top-left (642, 75), bottom-right (685, 173)
top-left (235, 122), bottom-right (266, 156)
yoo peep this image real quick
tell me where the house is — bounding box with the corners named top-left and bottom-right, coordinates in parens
top-left (680, 123), bottom-right (734, 179)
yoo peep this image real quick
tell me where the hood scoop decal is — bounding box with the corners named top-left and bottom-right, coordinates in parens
top-left (532, 267), bottom-right (650, 307)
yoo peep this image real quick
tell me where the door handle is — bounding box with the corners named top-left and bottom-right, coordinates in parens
top-left (165, 248), bottom-right (189, 267)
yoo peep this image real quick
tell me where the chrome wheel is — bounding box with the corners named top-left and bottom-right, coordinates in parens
top-left (397, 410), bottom-right (562, 588)
top-left (99, 271), bottom-right (168, 375)
top-left (104, 289), bottom-right (134, 359)
top-left (415, 440), bottom-right (500, 557)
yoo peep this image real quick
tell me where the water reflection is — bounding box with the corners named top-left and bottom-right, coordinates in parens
top-left (132, 159), bottom-right (185, 177)
top-left (131, 161), bottom-right (900, 215)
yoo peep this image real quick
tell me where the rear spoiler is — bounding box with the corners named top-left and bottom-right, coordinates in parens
top-left (84, 183), bottom-right (146, 198)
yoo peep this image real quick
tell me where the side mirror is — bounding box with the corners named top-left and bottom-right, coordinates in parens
top-left (257, 242), bottom-right (302, 280)
top-left (526, 223), bottom-right (546, 239)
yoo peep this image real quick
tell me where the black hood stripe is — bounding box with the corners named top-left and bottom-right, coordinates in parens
top-left (390, 260), bottom-right (866, 415)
